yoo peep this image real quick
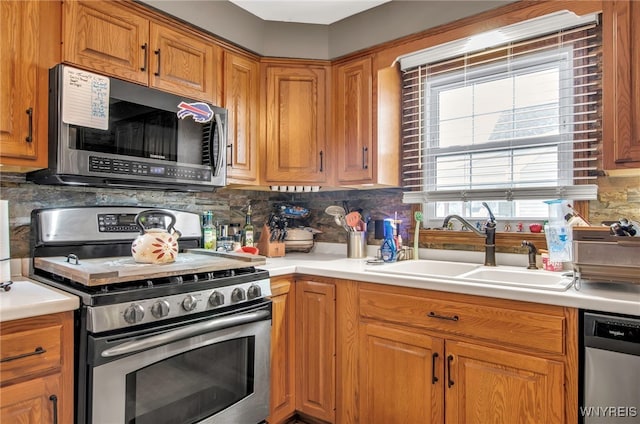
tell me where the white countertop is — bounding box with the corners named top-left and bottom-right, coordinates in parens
top-left (0, 279), bottom-right (80, 323)
top-left (2, 244), bottom-right (637, 321)
top-left (258, 244), bottom-right (640, 316)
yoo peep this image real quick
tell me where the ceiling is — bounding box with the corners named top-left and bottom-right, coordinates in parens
top-left (228, 0), bottom-right (391, 25)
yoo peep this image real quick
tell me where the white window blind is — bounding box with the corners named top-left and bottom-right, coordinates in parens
top-left (401, 12), bottom-right (601, 205)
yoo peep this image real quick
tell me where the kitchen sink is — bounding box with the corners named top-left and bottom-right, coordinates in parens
top-left (366, 260), bottom-right (574, 291)
top-left (458, 267), bottom-right (574, 291)
top-left (365, 259), bottom-right (481, 277)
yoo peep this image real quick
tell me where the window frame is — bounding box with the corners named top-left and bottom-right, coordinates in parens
top-left (422, 46), bottom-right (576, 226)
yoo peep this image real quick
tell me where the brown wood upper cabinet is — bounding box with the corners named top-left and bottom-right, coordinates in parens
top-left (63, 0), bottom-right (218, 103)
top-left (0, 0), bottom-right (59, 172)
top-left (224, 51), bottom-right (260, 185)
top-left (334, 57), bottom-right (401, 187)
top-left (603, 0), bottom-right (640, 170)
top-left (263, 61), bottom-right (330, 184)
top-left (334, 57), bottom-right (373, 183)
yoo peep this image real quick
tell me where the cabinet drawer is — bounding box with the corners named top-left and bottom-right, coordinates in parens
top-left (0, 323), bottom-right (63, 383)
top-left (359, 287), bottom-right (565, 354)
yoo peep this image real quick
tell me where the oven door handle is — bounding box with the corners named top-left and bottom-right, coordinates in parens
top-left (100, 309), bottom-right (270, 358)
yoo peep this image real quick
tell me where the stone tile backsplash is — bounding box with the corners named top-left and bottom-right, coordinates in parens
top-left (1, 172), bottom-right (638, 258)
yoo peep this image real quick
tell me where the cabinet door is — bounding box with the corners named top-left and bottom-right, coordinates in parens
top-left (359, 322), bottom-right (444, 424)
top-left (265, 65), bottom-right (328, 183)
top-left (269, 278), bottom-right (296, 424)
top-left (0, 0), bottom-right (56, 171)
top-left (335, 57), bottom-right (373, 183)
top-left (149, 22), bottom-right (217, 103)
top-left (225, 51), bottom-right (260, 184)
top-left (295, 279), bottom-right (335, 422)
top-left (0, 374), bottom-right (62, 424)
top-left (603, 0), bottom-right (640, 169)
top-left (445, 340), bottom-right (564, 424)
top-left (63, 1), bottom-right (149, 85)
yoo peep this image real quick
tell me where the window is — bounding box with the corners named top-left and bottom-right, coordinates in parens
top-left (400, 11), bottom-right (601, 226)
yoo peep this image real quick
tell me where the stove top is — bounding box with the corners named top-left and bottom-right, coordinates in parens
top-left (30, 206), bottom-right (272, 333)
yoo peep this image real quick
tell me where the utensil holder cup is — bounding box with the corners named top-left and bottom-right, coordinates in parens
top-left (347, 231), bottom-right (367, 258)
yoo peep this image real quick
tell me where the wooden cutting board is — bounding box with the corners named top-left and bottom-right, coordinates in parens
top-left (34, 252), bottom-right (266, 287)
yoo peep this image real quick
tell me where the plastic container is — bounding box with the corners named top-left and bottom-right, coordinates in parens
top-left (380, 219), bottom-right (397, 262)
top-left (543, 200), bottom-right (572, 262)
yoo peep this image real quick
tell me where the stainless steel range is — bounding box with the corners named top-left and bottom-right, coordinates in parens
top-left (29, 206), bottom-right (271, 424)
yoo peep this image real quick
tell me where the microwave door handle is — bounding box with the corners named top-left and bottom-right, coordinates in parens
top-left (100, 309), bottom-right (270, 358)
top-left (215, 113), bottom-right (226, 175)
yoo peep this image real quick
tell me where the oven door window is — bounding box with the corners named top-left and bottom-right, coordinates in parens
top-left (125, 337), bottom-right (254, 424)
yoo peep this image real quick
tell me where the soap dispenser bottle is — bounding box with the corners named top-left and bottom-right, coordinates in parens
top-left (380, 218), bottom-right (397, 262)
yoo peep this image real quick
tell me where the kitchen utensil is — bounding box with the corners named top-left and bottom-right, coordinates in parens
top-left (131, 210), bottom-right (181, 264)
top-left (325, 205), bottom-right (351, 231)
top-left (325, 205), bottom-right (346, 217)
top-left (345, 211), bottom-right (362, 230)
top-left (413, 211), bottom-right (423, 260)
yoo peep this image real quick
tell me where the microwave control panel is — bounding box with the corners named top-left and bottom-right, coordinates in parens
top-left (89, 156), bottom-right (212, 181)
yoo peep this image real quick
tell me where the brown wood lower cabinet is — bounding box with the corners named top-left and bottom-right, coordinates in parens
top-left (0, 311), bottom-right (74, 424)
top-left (357, 282), bottom-right (577, 424)
top-left (270, 277), bottom-right (297, 423)
top-left (359, 322), bottom-right (444, 424)
top-left (269, 278), bottom-right (577, 424)
top-left (295, 278), bottom-right (336, 422)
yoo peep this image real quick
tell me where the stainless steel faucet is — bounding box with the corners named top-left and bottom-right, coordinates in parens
top-left (442, 202), bottom-right (497, 266)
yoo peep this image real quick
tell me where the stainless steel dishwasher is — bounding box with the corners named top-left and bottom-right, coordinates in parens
top-left (582, 311), bottom-right (640, 423)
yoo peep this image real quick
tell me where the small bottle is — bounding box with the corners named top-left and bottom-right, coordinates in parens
top-left (202, 211), bottom-right (216, 249)
top-left (380, 219), bottom-right (397, 262)
top-left (242, 205), bottom-right (254, 247)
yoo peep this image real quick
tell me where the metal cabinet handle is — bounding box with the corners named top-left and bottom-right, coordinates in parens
top-left (140, 43), bottom-right (148, 71)
top-left (428, 311), bottom-right (459, 321)
top-left (0, 346), bottom-right (46, 363)
top-left (447, 354), bottom-right (455, 388)
top-left (362, 146), bottom-right (368, 169)
top-left (227, 144), bottom-right (233, 167)
top-left (49, 395), bottom-right (58, 424)
top-left (431, 352), bottom-right (439, 384)
top-left (319, 150), bottom-right (324, 172)
top-left (25, 108), bottom-right (33, 143)
top-left (154, 49), bottom-right (161, 76)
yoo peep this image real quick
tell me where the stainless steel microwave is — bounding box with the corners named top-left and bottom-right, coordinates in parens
top-left (28, 64), bottom-right (227, 191)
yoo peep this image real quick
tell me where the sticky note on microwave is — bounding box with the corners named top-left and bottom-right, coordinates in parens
top-left (62, 66), bottom-right (110, 130)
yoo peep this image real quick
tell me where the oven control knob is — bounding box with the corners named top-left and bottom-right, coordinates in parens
top-left (123, 304), bottom-right (145, 324)
top-left (208, 291), bottom-right (225, 307)
top-left (181, 295), bottom-right (198, 312)
top-left (231, 287), bottom-right (246, 302)
top-left (247, 284), bottom-right (262, 300)
top-left (151, 300), bottom-right (170, 318)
